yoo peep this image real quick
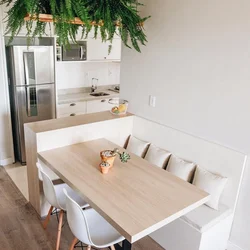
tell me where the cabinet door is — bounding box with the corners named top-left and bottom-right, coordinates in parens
top-left (106, 39), bottom-right (121, 60)
top-left (57, 101), bottom-right (86, 118)
top-left (86, 99), bottom-right (113, 114)
top-left (87, 39), bottom-right (108, 61)
top-left (87, 38), bottom-right (121, 61)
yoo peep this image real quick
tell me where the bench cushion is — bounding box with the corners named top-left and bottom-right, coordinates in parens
top-left (126, 136), bottom-right (150, 158)
top-left (193, 167), bottom-right (228, 210)
top-left (181, 203), bottom-right (232, 233)
top-left (166, 155), bottom-right (196, 182)
top-left (144, 144), bottom-right (171, 169)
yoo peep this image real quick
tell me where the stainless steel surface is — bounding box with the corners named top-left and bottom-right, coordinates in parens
top-left (6, 42), bottom-right (56, 164)
top-left (5, 36), bottom-right (54, 46)
top-left (89, 92), bottom-right (110, 97)
top-left (15, 84), bottom-right (55, 162)
top-left (91, 77), bottom-right (98, 93)
top-left (23, 51), bottom-right (37, 117)
top-left (108, 88), bottom-right (120, 93)
top-left (62, 41), bottom-right (87, 61)
top-left (108, 85), bottom-right (120, 93)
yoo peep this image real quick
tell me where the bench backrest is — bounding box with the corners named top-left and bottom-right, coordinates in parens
top-left (132, 116), bottom-right (247, 210)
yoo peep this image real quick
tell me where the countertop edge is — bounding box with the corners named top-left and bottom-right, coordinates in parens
top-left (25, 111), bottom-right (134, 134)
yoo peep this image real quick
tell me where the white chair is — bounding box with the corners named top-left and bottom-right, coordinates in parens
top-left (36, 162), bottom-right (89, 250)
top-left (63, 188), bottom-right (125, 250)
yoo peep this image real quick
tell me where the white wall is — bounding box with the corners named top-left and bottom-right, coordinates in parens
top-left (0, 7), bottom-right (13, 165)
top-left (120, 1), bottom-right (250, 249)
top-left (56, 61), bottom-right (120, 90)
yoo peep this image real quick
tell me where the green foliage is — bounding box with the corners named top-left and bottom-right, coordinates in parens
top-left (119, 152), bottom-right (131, 163)
top-left (0, 0), bottom-right (150, 52)
top-left (111, 148), bottom-right (130, 163)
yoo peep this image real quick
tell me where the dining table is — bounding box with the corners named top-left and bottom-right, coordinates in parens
top-left (38, 138), bottom-right (210, 250)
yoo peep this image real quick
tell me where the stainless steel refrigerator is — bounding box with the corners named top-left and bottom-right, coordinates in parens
top-left (6, 40), bottom-right (56, 165)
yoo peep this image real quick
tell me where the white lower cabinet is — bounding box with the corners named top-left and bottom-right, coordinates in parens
top-left (57, 101), bottom-right (86, 118)
top-left (57, 98), bottom-right (115, 118)
top-left (86, 99), bottom-right (113, 114)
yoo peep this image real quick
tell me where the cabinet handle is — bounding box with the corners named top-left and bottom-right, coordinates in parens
top-left (101, 99), bottom-right (106, 102)
top-left (70, 113), bottom-right (76, 116)
top-left (70, 103), bottom-right (76, 106)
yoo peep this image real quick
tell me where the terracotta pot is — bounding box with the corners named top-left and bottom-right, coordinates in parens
top-left (99, 162), bottom-right (111, 174)
top-left (100, 150), bottom-right (116, 168)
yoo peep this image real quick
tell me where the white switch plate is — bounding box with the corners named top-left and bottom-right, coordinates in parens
top-left (149, 95), bottom-right (156, 107)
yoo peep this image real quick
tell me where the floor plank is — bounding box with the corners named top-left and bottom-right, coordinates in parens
top-left (0, 166), bottom-right (164, 250)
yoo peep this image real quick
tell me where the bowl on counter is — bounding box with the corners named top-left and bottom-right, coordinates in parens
top-left (109, 98), bottom-right (129, 115)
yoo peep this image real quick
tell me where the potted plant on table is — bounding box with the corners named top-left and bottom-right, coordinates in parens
top-left (100, 148), bottom-right (130, 174)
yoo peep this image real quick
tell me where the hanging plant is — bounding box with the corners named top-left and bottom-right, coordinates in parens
top-left (0, 0), bottom-right (150, 52)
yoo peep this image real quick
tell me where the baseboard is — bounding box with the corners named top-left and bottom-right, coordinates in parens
top-left (0, 157), bottom-right (13, 166)
top-left (227, 241), bottom-right (244, 250)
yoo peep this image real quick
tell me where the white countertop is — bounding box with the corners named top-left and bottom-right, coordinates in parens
top-left (58, 89), bottom-right (119, 105)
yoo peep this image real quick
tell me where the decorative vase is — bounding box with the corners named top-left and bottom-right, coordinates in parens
top-left (100, 150), bottom-right (116, 168)
top-left (99, 161), bottom-right (111, 174)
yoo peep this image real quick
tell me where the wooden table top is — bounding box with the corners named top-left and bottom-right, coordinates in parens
top-left (38, 138), bottom-right (209, 243)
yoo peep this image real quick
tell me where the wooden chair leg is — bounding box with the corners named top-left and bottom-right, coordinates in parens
top-left (43, 205), bottom-right (54, 229)
top-left (56, 210), bottom-right (64, 250)
top-left (87, 246), bottom-right (91, 250)
top-left (110, 246), bottom-right (116, 250)
top-left (69, 237), bottom-right (78, 250)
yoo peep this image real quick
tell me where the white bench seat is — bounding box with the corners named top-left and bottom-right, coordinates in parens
top-left (181, 203), bottom-right (232, 233)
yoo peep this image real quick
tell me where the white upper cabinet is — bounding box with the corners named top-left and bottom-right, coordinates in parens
top-left (87, 38), bottom-right (121, 61)
top-left (76, 27), bottom-right (121, 61)
top-left (106, 39), bottom-right (121, 60)
top-left (87, 38), bottom-right (108, 61)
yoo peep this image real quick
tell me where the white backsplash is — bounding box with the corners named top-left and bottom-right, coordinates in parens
top-left (56, 62), bottom-right (120, 90)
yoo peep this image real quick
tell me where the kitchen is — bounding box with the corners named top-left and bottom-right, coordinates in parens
top-left (1, 1), bottom-right (250, 250)
top-left (3, 20), bottom-right (122, 165)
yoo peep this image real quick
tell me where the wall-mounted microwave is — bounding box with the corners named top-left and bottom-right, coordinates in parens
top-left (62, 41), bottom-right (87, 61)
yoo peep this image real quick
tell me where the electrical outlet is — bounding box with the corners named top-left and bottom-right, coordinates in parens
top-left (149, 95), bottom-right (156, 107)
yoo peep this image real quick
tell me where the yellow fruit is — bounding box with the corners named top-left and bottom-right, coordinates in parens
top-left (118, 104), bottom-right (127, 112)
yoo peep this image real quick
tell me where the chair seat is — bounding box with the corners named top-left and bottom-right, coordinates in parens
top-left (84, 208), bottom-right (125, 248)
top-left (180, 203), bottom-right (232, 233)
top-left (54, 183), bottom-right (89, 210)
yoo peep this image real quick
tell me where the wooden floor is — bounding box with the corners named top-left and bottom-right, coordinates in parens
top-left (0, 167), bottom-right (164, 250)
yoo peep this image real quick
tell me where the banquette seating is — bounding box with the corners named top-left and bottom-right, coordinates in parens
top-left (123, 116), bottom-right (247, 250)
top-left (36, 114), bottom-right (247, 250)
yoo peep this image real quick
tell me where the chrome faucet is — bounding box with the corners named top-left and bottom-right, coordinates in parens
top-left (91, 78), bottom-right (98, 93)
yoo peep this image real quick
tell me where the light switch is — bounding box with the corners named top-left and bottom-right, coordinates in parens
top-left (149, 95), bottom-right (156, 107)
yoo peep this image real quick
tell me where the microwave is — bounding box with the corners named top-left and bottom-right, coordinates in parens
top-left (62, 41), bottom-right (87, 61)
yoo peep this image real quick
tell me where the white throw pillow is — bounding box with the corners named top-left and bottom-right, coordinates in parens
top-left (126, 136), bottom-right (150, 158)
top-left (144, 144), bottom-right (171, 169)
top-left (192, 167), bottom-right (228, 210)
top-left (167, 155), bottom-right (196, 182)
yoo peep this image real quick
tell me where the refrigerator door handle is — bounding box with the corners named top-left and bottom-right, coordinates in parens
top-left (80, 46), bottom-right (83, 60)
top-left (23, 53), bottom-right (32, 116)
top-left (25, 86), bottom-right (31, 117)
top-left (23, 52), bottom-right (30, 86)
top-left (23, 52), bottom-right (38, 117)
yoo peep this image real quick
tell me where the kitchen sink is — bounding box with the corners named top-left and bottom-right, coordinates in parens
top-left (90, 92), bottom-right (110, 97)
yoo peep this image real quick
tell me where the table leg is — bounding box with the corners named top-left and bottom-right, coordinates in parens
top-left (114, 240), bottom-right (132, 250)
